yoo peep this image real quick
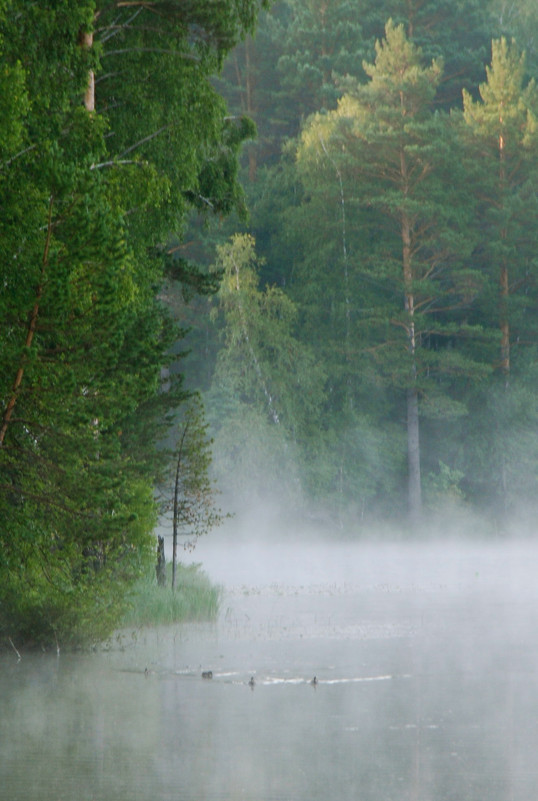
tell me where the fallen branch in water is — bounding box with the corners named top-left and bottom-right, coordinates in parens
top-left (8, 637), bottom-right (21, 661)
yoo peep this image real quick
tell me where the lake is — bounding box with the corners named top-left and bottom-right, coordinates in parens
top-left (2, 535), bottom-right (538, 800)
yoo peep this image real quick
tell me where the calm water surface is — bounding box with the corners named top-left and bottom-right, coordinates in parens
top-left (2, 537), bottom-right (538, 800)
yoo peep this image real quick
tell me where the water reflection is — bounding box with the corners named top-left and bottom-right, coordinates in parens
top-left (2, 539), bottom-right (538, 800)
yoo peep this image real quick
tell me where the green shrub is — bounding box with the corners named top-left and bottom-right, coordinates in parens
top-left (0, 538), bottom-right (151, 650)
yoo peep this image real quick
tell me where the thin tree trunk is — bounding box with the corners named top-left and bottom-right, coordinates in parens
top-left (233, 41), bottom-right (257, 181)
top-left (80, 29), bottom-right (95, 111)
top-left (318, 134), bottom-right (351, 391)
top-left (499, 261), bottom-right (510, 513)
top-left (498, 119), bottom-right (510, 381)
top-left (497, 116), bottom-right (510, 513)
top-left (244, 39), bottom-right (257, 182)
top-left (499, 264), bottom-right (510, 378)
top-left (172, 451), bottom-right (179, 592)
top-left (172, 423), bottom-right (189, 592)
top-left (407, 386), bottom-right (422, 523)
top-left (402, 206), bottom-right (422, 521)
top-left (0, 197), bottom-right (54, 447)
top-left (232, 255), bottom-right (280, 424)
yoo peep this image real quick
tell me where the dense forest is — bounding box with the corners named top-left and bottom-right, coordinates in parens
top-left (183, 0), bottom-right (538, 532)
top-left (1, 0), bottom-right (538, 646)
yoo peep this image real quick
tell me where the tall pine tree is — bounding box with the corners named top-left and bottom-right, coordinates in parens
top-left (462, 38), bottom-right (538, 513)
top-left (297, 21), bottom-right (481, 522)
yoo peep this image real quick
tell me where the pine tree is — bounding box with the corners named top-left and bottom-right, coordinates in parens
top-left (358, 0), bottom-right (493, 108)
top-left (490, 0), bottom-right (538, 79)
top-left (462, 38), bottom-right (538, 513)
top-left (463, 38), bottom-right (538, 379)
top-left (297, 21), bottom-right (482, 522)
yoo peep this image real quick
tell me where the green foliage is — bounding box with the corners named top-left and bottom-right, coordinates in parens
top-left (189, 4), bottom-right (538, 526)
top-left (0, 0), bottom-right (265, 647)
top-left (158, 395), bottom-right (226, 548)
top-left (356, 0), bottom-right (493, 108)
top-left (293, 22), bottom-right (484, 517)
top-left (490, 0), bottom-right (538, 78)
top-left (5, 0), bottom-right (538, 590)
top-left (424, 460), bottom-right (466, 507)
top-left (93, 0), bottom-right (266, 247)
top-left (210, 234), bottom-right (325, 433)
top-left (206, 233), bottom-right (325, 506)
top-left (459, 38), bottom-right (538, 506)
top-left (275, 0), bottom-right (366, 118)
top-left (215, 0), bottom-right (494, 186)
top-left (462, 38), bottom-right (538, 356)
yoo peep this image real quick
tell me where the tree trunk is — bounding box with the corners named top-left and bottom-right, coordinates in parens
top-left (156, 536), bottom-right (166, 586)
top-left (407, 386), bottom-right (422, 523)
top-left (172, 422), bottom-right (189, 592)
top-left (0, 197), bottom-right (54, 447)
top-left (79, 29), bottom-right (95, 112)
top-left (245, 40), bottom-right (258, 182)
top-left (497, 116), bottom-right (510, 381)
top-left (499, 263), bottom-right (510, 378)
top-left (234, 39), bottom-right (258, 182)
top-left (402, 206), bottom-right (422, 522)
top-left (172, 444), bottom-right (180, 592)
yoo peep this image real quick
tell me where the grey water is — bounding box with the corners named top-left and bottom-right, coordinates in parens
top-left (2, 535), bottom-right (538, 801)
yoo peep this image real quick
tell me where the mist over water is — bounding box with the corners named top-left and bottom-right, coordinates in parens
top-left (2, 523), bottom-right (538, 801)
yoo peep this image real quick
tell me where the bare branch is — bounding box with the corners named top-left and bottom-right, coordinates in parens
top-left (101, 47), bottom-right (199, 61)
top-left (0, 144), bottom-right (37, 170)
top-left (90, 158), bottom-right (144, 170)
top-left (97, 8), bottom-right (144, 44)
top-left (8, 638), bottom-right (21, 661)
top-left (118, 125), bottom-right (170, 158)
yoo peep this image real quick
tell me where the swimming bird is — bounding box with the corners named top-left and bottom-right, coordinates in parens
top-left (202, 670), bottom-right (213, 679)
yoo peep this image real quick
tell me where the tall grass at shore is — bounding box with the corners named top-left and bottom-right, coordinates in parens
top-left (122, 562), bottom-right (221, 627)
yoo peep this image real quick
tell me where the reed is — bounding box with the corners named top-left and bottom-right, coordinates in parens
top-left (122, 563), bottom-right (221, 627)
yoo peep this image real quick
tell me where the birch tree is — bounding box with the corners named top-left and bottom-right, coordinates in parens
top-left (207, 234), bottom-right (325, 507)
